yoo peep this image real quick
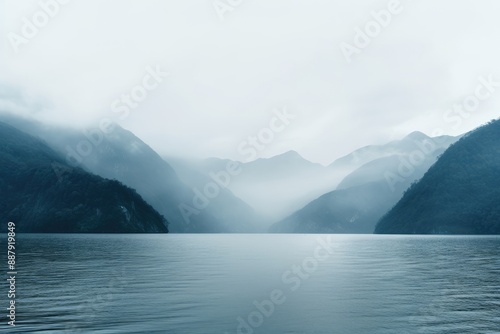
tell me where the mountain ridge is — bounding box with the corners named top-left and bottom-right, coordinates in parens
top-left (375, 119), bottom-right (500, 234)
top-left (0, 121), bottom-right (168, 233)
top-left (270, 132), bottom-right (459, 233)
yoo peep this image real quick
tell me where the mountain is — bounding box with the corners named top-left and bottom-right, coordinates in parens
top-left (375, 120), bottom-right (500, 234)
top-left (167, 151), bottom-right (344, 223)
top-left (271, 132), bottom-right (458, 233)
top-left (0, 112), bottom-right (256, 232)
top-left (166, 157), bottom-right (264, 232)
top-left (329, 131), bottom-right (456, 171)
top-left (269, 182), bottom-right (397, 233)
top-left (171, 133), bottom-right (458, 226)
top-left (0, 122), bottom-right (168, 233)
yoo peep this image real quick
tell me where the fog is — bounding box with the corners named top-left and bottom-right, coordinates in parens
top-left (2, 0), bottom-right (500, 165)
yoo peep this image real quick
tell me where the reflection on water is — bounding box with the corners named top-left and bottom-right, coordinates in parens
top-left (2, 234), bottom-right (499, 333)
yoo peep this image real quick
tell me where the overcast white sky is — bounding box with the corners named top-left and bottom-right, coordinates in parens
top-left (1, 0), bottom-right (500, 164)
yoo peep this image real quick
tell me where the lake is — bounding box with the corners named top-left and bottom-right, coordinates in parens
top-left (3, 234), bottom-right (499, 333)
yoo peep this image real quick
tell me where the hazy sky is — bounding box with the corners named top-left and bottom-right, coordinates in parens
top-left (1, 0), bottom-right (500, 164)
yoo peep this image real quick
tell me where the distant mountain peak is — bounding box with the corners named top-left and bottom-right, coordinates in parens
top-left (264, 150), bottom-right (319, 165)
top-left (405, 131), bottom-right (429, 141)
top-left (274, 150), bottom-right (303, 159)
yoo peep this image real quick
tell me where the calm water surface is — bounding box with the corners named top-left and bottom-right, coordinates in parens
top-left (2, 234), bottom-right (499, 333)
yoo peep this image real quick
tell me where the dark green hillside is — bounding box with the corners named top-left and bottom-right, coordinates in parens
top-left (270, 132), bottom-right (455, 233)
top-left (376, 120), bottom-right (500, 234)
top-left (0, 122), bottom-right (168, 233)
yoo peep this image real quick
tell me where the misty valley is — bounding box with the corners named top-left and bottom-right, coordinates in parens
top-left (3, 1), bottom-right (500, 333)
top-left (1, 112), bottom-right (499, 235)
top-left (2, 112), bottom-right (498, 334)
top-left (1, 69), bottom-right (499, 334)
